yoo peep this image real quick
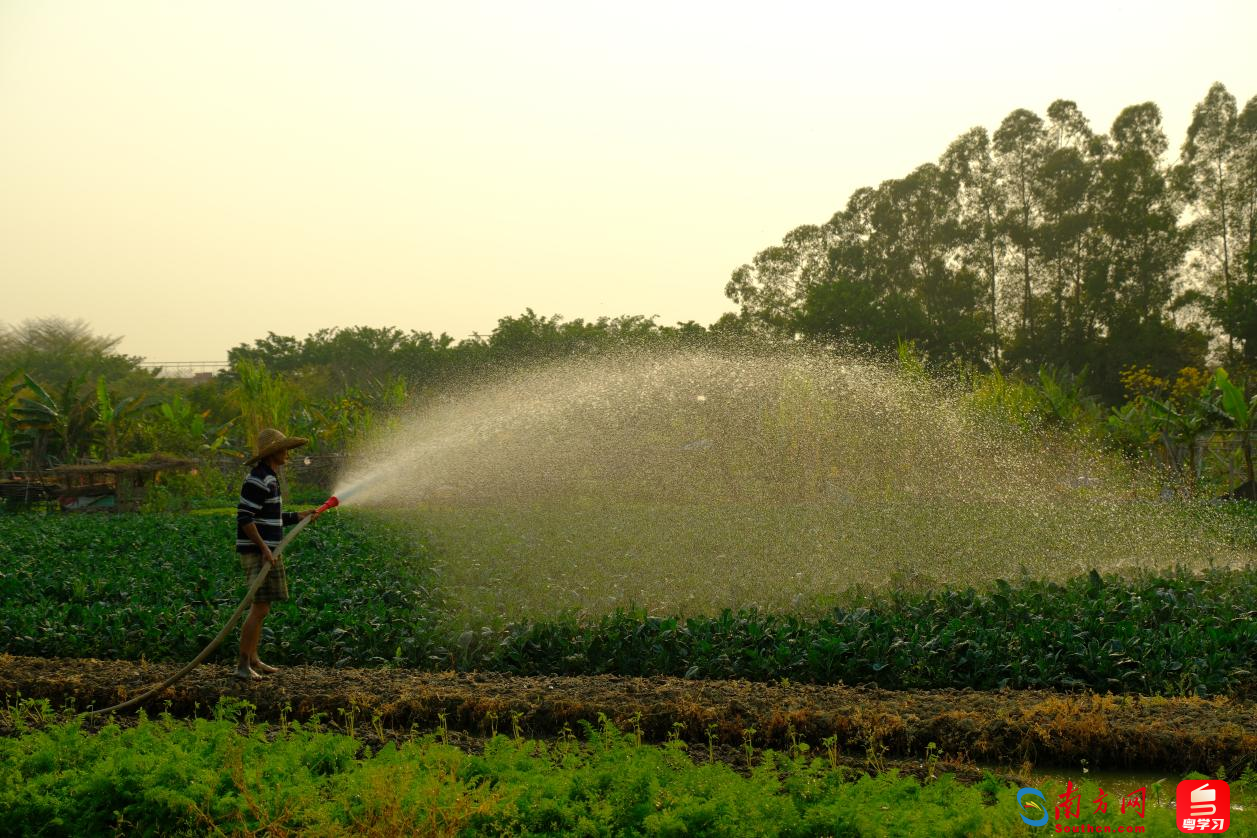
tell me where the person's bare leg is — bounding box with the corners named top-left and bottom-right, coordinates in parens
top-left (237, 601), bottom-right (271, 679)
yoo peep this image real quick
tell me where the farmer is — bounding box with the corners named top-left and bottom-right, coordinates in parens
top-left (235, 428), bottom-right (313, 680)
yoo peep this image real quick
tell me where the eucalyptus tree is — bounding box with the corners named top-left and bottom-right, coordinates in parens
top-left (993, 108), bottom-right (1048, 355)
top-left (1100, 103), bottom-right (1179, 318)
top-left (896, 162), bottom-right (988, 362)
top-left (794, 184), bottom-right (916, 349)
top-left (825, 177), bottom-right (929, 350)
top-left (793, 189), bottom-right (889, 347)
top-left (1091, 103), bottom-right (1200, 398)
top-left (725, 223), bottom-right (830, 333)
top-left (728, 88), bottom-right (1252, 390)
top-left (1180, 83), bottom-right (1243, 355)
top-left (1034, 100), bottom-right (1103, 369)
top-left (941, 127), bottom-right (1006, 364)
top-left (1240, 96), bottom-right (1257, 287)
top-left (1205, 94), bottom-right (1257, 360)
top-left (791, 167), bottom-right (988, 363)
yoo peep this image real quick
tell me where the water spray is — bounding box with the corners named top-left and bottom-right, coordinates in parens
top-left (83, 494), bottom-right (341, 717)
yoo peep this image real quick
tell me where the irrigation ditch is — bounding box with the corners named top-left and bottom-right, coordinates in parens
top-left (2, 654), bottom-right (1253, 780)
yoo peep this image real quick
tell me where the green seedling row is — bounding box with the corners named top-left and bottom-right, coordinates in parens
top-left (4, 698), bottom-right (1250, 836)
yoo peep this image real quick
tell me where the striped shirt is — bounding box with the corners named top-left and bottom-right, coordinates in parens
top-left (236, 462), bottom-right (298, 552)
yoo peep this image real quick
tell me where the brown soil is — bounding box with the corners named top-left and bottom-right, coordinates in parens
top-left (2, 654), bottom-right (1253, 776)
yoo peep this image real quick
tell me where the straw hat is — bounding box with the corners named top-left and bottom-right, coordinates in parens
top-left (245, 428), bottom-right (309, 466)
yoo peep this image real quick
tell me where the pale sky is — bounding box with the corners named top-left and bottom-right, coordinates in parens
top-left (2, 1), bottom-right (1254, 362)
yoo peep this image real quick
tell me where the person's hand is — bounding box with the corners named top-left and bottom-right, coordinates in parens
top-left (299, 509), bottom-right (313, 520)
top-left (261, 546), bottom-right (280, 567)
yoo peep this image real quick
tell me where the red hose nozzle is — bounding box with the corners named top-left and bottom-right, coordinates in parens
top-left (312, 496), bottom-right (339, 518)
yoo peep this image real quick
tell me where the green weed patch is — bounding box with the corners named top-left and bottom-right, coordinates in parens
top-left (4, 698), bottom-right (1248, 836)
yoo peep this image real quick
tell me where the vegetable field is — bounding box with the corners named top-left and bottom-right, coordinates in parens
top-left (11, 693), bottom-right (1244, 837)
top-left (3, 509), bottom-right (1255, 834)
top-left (3, 511), bottom-right (1255, 698)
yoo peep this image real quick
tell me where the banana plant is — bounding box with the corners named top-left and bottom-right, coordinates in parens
top-left (1036, 365), bottom-right (1098, 427)
top-left (298, 394), bottom-right (370, 452)
top-left (1142, 395), bottom-right (1213, 487)
top-left (156, 393), bottom-right (238, 457)
top-left (94, 376), bottom-right (155, 461)
top-left (1206, 369), bottom-right (1257, 497)
top-left (10, 374), bottom-right (100, 467)
top-left (0, 370), bottom-right (23, 470)
top-left (1104, 399), bottom-right (1161, 460)
top-left (227, 359), bottom-right (298, 443)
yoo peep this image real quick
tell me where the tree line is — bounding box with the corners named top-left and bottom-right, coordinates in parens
top-left (726, 83), bottom-right (1257, 402)
top-left (225, 311), bottom-right (723, 397)
top-left (5, 311), bottom-right (1257, 496)
top-left (0, 314), bottom-right (728, 472)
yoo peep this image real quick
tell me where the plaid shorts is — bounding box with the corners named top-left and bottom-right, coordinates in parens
top-left (240, 550), bottom-right (289, 603)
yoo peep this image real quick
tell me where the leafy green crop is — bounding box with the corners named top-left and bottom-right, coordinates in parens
top-left (0, 511), bottom-right (452, 669)
top-left (1, 512), bottom-right (1255, 697)
top-left (489, 568), bottom-right (1257, 697)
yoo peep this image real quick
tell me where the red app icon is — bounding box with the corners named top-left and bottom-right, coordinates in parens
top-left (1176, 780), bottom-right (1230, 833)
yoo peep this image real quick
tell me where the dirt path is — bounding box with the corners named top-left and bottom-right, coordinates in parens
top-left (2, 654), bottom-right (1252, 775)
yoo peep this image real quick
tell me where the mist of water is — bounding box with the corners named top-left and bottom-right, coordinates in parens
top-left (332, 343), bottom-right (1243, 624)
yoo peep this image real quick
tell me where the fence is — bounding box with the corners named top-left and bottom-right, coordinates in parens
top-left (137, 361), bottom-right (227, 379)
top-left (209, 452), bottom-right (349, 494)
top-left (1160, 430), bottom-right (1257, 495)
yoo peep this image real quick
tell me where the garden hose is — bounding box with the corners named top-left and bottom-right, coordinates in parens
top-left (82, 496), bottom-right (340, 717)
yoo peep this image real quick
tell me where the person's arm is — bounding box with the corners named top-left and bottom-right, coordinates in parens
top-left (281, 510), bottom-right (312, 527)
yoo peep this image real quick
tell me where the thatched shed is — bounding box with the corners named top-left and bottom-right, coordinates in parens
top-left (49, 456), bottom-right (198, 512)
